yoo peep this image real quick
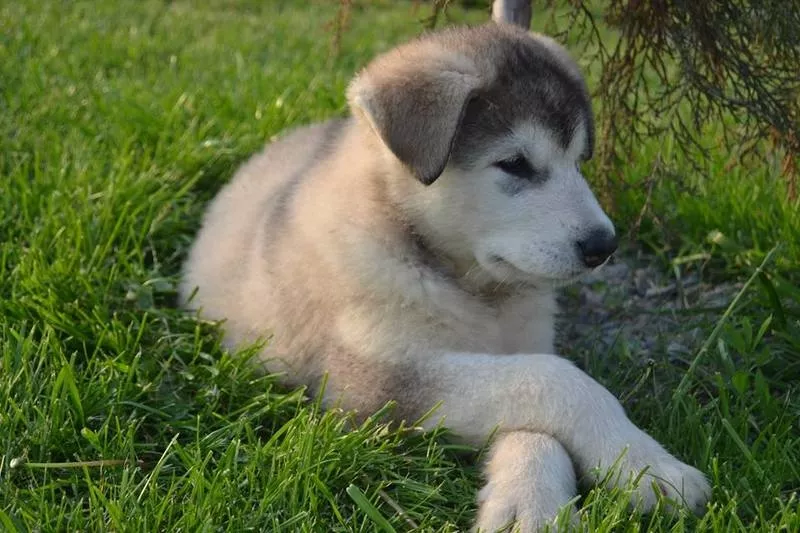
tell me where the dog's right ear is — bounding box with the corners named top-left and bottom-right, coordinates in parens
top-left (348, 56), bottom-right (481, 185)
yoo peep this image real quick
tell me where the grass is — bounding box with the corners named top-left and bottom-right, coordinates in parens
top-left (0, 0), bottom-right (798, 531)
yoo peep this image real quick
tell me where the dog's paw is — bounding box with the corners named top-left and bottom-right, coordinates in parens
top-left (585, 429), bottom-right (711, 515)
top-left (474, 482), bottom-right (577, 533)
top-left (473, 432), bottom-right (578, 533)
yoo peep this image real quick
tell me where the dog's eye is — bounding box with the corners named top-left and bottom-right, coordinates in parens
top-left (493, 155), bottom-right (540, 182)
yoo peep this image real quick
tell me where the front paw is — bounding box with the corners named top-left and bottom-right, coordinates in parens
top-left (474, 432), bottom-right (578, 533)
top-left (584, 429), bottom-right (711, 515)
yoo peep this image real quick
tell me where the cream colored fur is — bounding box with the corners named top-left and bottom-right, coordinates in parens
top-left (181, 23), bottom-right (710, 532)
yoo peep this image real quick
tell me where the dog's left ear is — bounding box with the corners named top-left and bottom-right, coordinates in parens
top-left (348, 58), bottom-right (481, 185)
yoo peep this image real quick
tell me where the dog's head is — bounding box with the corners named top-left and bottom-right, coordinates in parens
top-left (348, 23), bottom-right (616, 287)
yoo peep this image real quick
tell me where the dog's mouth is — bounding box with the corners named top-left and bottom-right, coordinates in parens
top-left (484, 254), bottom-right (591, 287)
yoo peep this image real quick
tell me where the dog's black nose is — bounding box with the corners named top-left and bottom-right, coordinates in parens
top-left (577, 229), bottom-right (618, 268)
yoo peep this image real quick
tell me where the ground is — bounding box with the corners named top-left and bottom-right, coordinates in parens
top-left (1, 1), bottom-right (798, 532)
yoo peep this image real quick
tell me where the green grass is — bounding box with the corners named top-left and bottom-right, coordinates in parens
top-left (1, 1), bottom-right (798, 531)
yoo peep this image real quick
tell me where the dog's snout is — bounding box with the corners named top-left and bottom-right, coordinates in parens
top-left (577, 229), bottom-right (618, 268)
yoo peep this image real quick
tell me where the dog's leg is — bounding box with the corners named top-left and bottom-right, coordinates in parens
top-left (474, 431), bottom-right (577, 533)
top-left (417, 353), bottom-right (710, 514)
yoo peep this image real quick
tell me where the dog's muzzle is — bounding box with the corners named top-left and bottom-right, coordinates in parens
top-left (576, 228), bottom-right (618, 268)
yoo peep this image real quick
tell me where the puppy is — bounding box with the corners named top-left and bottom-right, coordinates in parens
top-left (181, 23), bottom-right (710, 532)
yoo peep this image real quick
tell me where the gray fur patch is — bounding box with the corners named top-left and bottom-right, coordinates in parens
top-left (319, 349), bottom-right (435, 424)
top-left (451, 33), bottom-right (594, 169)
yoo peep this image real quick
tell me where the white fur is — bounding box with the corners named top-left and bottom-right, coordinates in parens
top-left (415, 353), bottom-right (710, 524)
top-left (406, 126), bottom-right (614, 289)
top-left (372, 123), bottom-right (710, 528)
top-left (475, 432), bottom-right (577, 533)
top-left (182, 25), bottom-right (711, 533)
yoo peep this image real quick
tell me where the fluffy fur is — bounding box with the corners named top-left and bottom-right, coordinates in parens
top-left (181, 23), bottom-right (710, 532)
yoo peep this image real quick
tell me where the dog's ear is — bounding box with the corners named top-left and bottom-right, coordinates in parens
top-left (348, 58), bottom-right (481, 185)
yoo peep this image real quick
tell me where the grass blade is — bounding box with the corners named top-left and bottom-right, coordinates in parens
top-left (673, 245), bottom-right (779, 398)
top-left (346, 484), bottom-right (397, 533)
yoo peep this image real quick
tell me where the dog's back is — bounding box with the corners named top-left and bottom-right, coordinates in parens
top-left (180, 120), bottom-right (350, 375)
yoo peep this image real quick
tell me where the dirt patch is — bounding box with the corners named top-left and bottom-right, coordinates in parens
top-left (556, 248), bottom-right (742, 366)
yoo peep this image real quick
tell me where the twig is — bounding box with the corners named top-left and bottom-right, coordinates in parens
top-left (10, 458), bottom-right (132, 469)
top-left (378, 489), bottom-right (420, 530)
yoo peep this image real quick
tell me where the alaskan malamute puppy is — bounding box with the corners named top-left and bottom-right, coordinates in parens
top-left (181, 23), bottom-right (709, 532)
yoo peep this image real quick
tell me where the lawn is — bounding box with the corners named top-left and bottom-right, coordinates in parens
top-left (1, 1), bottom-right (798, 531)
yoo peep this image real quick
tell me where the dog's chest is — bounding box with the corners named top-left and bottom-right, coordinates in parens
top-left (494, 290), bottom-right (558, 353)
top-left (336, 289), bottom-right (557, 360)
